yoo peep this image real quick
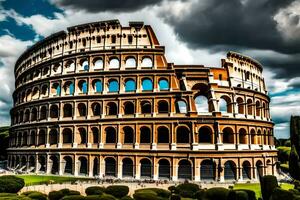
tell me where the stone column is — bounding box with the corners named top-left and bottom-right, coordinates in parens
top-left (88, 155), bottom-right (93, 177)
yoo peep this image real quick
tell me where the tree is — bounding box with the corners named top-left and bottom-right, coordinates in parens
top-left (289, 116), bottom-right (300, 180)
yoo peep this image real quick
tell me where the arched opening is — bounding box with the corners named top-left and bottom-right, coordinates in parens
top-left (142, 78), bottom-right (153, 91)
top-left (176, 100), bottom-right (187, 114)
top-left (123, 126), bottom-right (134, 144)
top-left (40, 106), bottom-right (47, 120)
top-left (31, 108), bottom-right (38, 121)
top-left (124, 101), bottom-right (134, 115)
top-left (93, 157), bottom-right (99, 176)
top-left (92, 79), bottom-right (103, 93)
top-left (237, 97), bottom-right (244, 114)
top-left (63, 81), bottom-right (75, 95)
top-left (140, 127), bottom-right (151, 143)
top-left (63, 104), bottom-right (73, 117)
top-left (125, 57), bottom-right (136, 68)
top-left (50, 104), bottom-right (59, 118)
top-left (105, 157), bottom-right (116, 177)
top-left (247, 99), bottom-right (253, 115)
top-left (195, 96), bottom-right (209, 113)
top-left (21, 156), bottom-right (27, 171)
top-left (201, 160), bottom-right (216, 180)
top-left (93, 58), bottom-right (103, 69)
top-left (199, 126), bottom-right (213, 143)
top-left (78, 157), bottom-right (88, 176)
top-left (108, 79), bottom-right (119, 92)
top-left (178, 160), bottom-right (192, 180)
top-left (141, 101), bottom-right (151, 114)
top-left (220, 96), bottom-right (232, 113)
top-left (38, 156), bottom-right (46, 172)
top-left (158, 159), bottom-right (170, 179)
top-left (176, 126), bottom-right (190, 143)
top-left (109, 58), bottom-right (120, 69)
top-left (29, 131), bottom-right (36, 146)
top-left (158, 79), bottom-right (169, 90)
top-left (92, 102), bottom-right (101, 116)
top-left (63, 156), bottom-right (73, 174)
top-left (140, 159), bottom-right (152, 178)
top-left (250, 129), bottom-right (256, 144)
top-left (107, 102), bottom-right (117, 115)
top-left (79, 128), bottom-right (87, 144)
top-left (242, 161), bottom-right (251, 179)
top-left (51, 82), bottom-right (61, 96)
top-left (256, 101), bottom-right (261, 117)
top-left (122, 158), bottom-right (134, 178)
top-left (105, 127), bottom-right (116, 143)
top-left (224, 160), bottom-right (236, 180)
top-left (49, 129), bottom-right (58, 145)
top-left (50, 156), bottom-right (59, 174)
top-left (62, 128), bottom-right (73, 144)
top-left (28, 156), bottom-right (35, 171)
top-left (158, 100), bottom-right (169, 113)
top-left (78, 80), bottom-right (88, 94)
top-left (157, 126), bottom-right (169, 143)
top-left (239, 128), bottom-right (247, 144)
top-left (257, 130), bottom-right (262, 144)
top-left (141, 57), bottom-right (153, 68)
top-left (256, 160), bottom-right (263, 178)
top-left (41, 85), bottom-right (48, 96)
top-left (38, 130), bottom-right (46, 145)
top-left (125, 79), bottom-right (136, 92)
top-left (223, 127), bottom-right (234, 144)
top-left (78, 103), bottom-right (87, 117)
top-left (80, 60), bottom-right (89, 71)
top-left (92, 127), bottom-right (99, 144)
top-left (24, 109), bottom-right (30, 122)
top-left (65, 60), bottom-right (75, 72)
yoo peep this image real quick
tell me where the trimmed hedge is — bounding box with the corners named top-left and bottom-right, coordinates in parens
top-left (120, 196), bottom-right (134, 200)
top-left (170, 194), bottom-right (181, 200)
top-left (85, 186), bottom-right (105, 195)
top-left (60, 189), bottom-right (81, 196)
top-left (48, 191), bottom-right (64, 200)
top-left (133, 192), bottom-right (159, 200)
top-left (84, 195), bottom-right (102, 200)
top-left (234, 189), bottom-right (256, 200)
top-left (260, 175), bottom-right (278, 200)
top-left (175, 183), bottom-right (200, 195)
top-left (205, 187), bottom-right (229, 200)
top-left (135, 188), bottom-right (170, 198)
top-left (21, 191), bottom-right (47, 200)
top-left (61, 195), bottom-right (85, 200)
top-left (105, 185), bottom-right (129, 198)
top-left (0, 175), bottom-right (25, 193)
top-left (98, 194), bottom-right (116, 200)
top-left (269, 188), bottom-right (294, 200)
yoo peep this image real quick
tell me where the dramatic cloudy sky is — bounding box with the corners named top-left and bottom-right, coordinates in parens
top-left (0, 0), bottom-right (300, 138)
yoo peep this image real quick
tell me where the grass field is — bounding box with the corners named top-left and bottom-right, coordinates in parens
top-left (16, 175), bottom-right (94, 186)
top-left (234, 182), bottom-right (294, 198)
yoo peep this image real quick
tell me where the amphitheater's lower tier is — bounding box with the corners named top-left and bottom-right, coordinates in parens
top-left (7, 149), bottom-right (277, 182)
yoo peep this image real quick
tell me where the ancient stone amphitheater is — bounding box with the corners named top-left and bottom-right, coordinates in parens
top-left (7, 20), bottom-right (277, 182)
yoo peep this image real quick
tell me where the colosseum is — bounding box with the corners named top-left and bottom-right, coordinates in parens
top-left (7, 20), bottom-right (277, 182)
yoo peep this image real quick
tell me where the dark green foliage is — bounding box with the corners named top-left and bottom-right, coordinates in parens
top-left (290, 145), bottom-right (300, 180)
top-left (84, 195), bottom-right (102, 200)
top-left (170, 194), bottom-right (181, 200)
top-left (135, 188), bottom-right (170, 198)
top-left (133, 192), bottom-right (159, 200)
top-left (168, 186), bottom-right (176, 193)
top-left (120, 196), bottom-right (134, 200)
top-left (61, 195), bottom-right (85, 200)
top-left (290, 116), bottom-right (300, 180)
top-left (175, 183), bottom-right (200, 194)
top-left (0, 126), bottom-right (9, 160)
top-left (85, 186), bottom-right (105, 195)
top-left (234, 189), bottom-right (256, 200)
top-left (205, 187), bottom-right (229, 200)
top-left (289, 189), bottom-right (300, 195)
top-left (21, 191), bottom-right (47, 200)
top-left (97, 194), bottom-right (116, 200)
top-left (0, 175), bottom-right (25, 193)
top-left (105, 185), bottom-right (129, 198)
top-left (48, 191), bottom-right (64, 200)
top-left (269, 188), bottom-right (294, 200)
top-left (277, 146), bottom-right (291, 164)
top-left (194, 189), bottom-right (206, 200)
top-left (260, 175), bottom-right (278, 200)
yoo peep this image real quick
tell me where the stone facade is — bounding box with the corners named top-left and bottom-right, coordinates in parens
top-left (7, 20), bottom-right (277, 182)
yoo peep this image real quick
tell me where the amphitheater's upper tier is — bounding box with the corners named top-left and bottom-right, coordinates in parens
top-left (15, 20), bottom-right (161, 74)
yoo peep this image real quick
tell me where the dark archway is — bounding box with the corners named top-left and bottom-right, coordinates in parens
top-left (79, 128), bottom-right (87, 144)
top-left (224, 161), bottom-right (236, 180)
top-left (62, 128), bottom-right (73, 144)
top-left (93, 157), bottom-right (99, 176)
top-left (105, 127), bottom-right (116, 143)
top-left (140, 127), bottom-right (151, 143)
top-left (176, 126), bottom-right (190, 143)
top-left (63, 104), bottom-right (73, 117)
top-left (158, 100), bottom-right (169, 113)
top-left (141, 101), bottom-right (151, 114)
top-left (199, 126), bottom-right (213, 143)
top-left (63, 156), bottom-right (73, 174)
top-left (50, 155), bottom-right (59, 174)
top-left (92, 127), bottom-right (99, 144)
top-left (105, 157), bottom-right (116, 177)
top-left (50, 105), bottom-right (59, 118)
top-left (158, 159), bottom-right (170, 179)
top-left (92, 102), bottom-right (101, 116)
top-left (140, 159), bottom-right (152, 178)
top-left (49, 129), bottom-right (58, 145)
top-left (157, 126), bottom-right (169, 143)
top-left (122, 158), bottom-right (134, 178)
top-left (178, 160), bottom-right (192, 180)
top-left (123, 126), bottom-right (134, 144)
top-left (223, 127), bottom-right (234, 144)
top-left (200, 160), bottom-right (216, 180)
top-left (78, 103), bottom-right (87, 116)
top-left (242, 161), bottom-right (251, 179)
top-left (107, 102), bottom-right (117, 115)
top-left (40, 106), bottom-right (47, 120)
top-left (124, 101), bottom-right (135, 115)
top-left (79, 157), bottom-right (88, 176)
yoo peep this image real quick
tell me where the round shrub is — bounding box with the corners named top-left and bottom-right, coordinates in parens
top-left (175, 183), bottom-right (200, 196)
top-left (260, 175), bottom-right (278, 200)
top-left (85, 186), bottom-right (105, 195)
top-left (0, 175), bottom-right (25, 193)
top-left (135, 188), bottom-right (170, 198)
top-left (168, 186), bottom-right (176, 193)
top-left (170, 194), bottom-right (181, 200)
top-left (234, 189), bottom-right (256, 200)
top-left (22, 191), bottom-right (47, 200)
top-left (61, 195), bottom-right (85, 200)
top-left (270, 188), bottom-right (293, 200)
top-left (236, 191), bottom-right (248, 200)
top-left (133, 192), bottom-right (159, 200)
top-left (120, 196), bottom-right (134, 200)
top-left (84, 195), bottom-right (102, 200)
top-left (98, 194), bottom-right (116, 200)
top-left (194, 189), bottom-right (206, 200)
top-left (105, 185), bottom-right (129, 198)
top-left (205, 187), bottom-right (229, 200)
top-left (48, 191), bottom-right (64, 200)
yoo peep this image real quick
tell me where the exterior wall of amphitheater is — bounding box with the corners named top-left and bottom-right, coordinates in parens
top-left (7, 20), bottom-right (277, 182)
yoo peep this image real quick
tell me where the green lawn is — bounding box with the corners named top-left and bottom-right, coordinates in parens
top-left (16, 175), bottom-right (94, 186)
top-left (234, 183), bottom-right (294, 199)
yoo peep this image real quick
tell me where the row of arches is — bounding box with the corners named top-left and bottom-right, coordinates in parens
top-left (9, 125), bottom-right (273, 148)
top-left (8, 154), bottom-right (274, 181)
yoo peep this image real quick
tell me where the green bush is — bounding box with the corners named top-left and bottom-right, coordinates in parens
top-left (260, 175), bottom-right (278, 200)
top-left (269, 188), bottom-right (294, 200)
top-left (0, 175), bottom-right (25, 193)
top-left (21, 191), bottom-right (47, 200)
top-left (135, 188), bottom-right (170, 198)
top-left (61, 195), bottom-right (85, 200)
top-left (59, 189), bottom-right (81, 196)
top-left (48, 191), bottom-right (64, 200)
top-left (133, 192), bottom-right (159, 200)
top-left (105, 185), bottom-right (129, 198)
top-left (170, 194), bottom-right (181, 200)
top-left (120, 196), bottom-right (134, 200)
top-left (85, 186), bottom-right (105, 195)
top-left (234, 189), bottom-right (256, 200)
top-left (175, 183), bottom-right (200, 195)
top-left (205, 187), bottom-right (229, 200)
top-left (98, 194), bottom-right (116, 200)
top-left (84, 195), bottom-right (102, 200)
top-left (194, 189), bottom-right (206, 200)
top-left (168, 186), bottom-right (176, 193)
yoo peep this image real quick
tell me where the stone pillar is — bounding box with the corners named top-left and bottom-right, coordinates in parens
top-left (59, 155), bottom-right (64, 175)
top-left (171, 159), bottom-right (178, 181)
top-left (74, 156), bottom-right (78, 176)
top-left (135, 163), bottom-right (141, 180)
top-left (153, 158), bottom-right (158, 180)
top-left (117, 158), bottom-right (122, 179)
top-left (46, 154), bottom-right (52, 174)
top-left (88, 155), bottom-right (93, 177)
top-left (238, 167), bottom-right (243, 182)
top-left (35, 154), bottom-right (39, 173)
top-left (117, 125), bottom-right (122, 149)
